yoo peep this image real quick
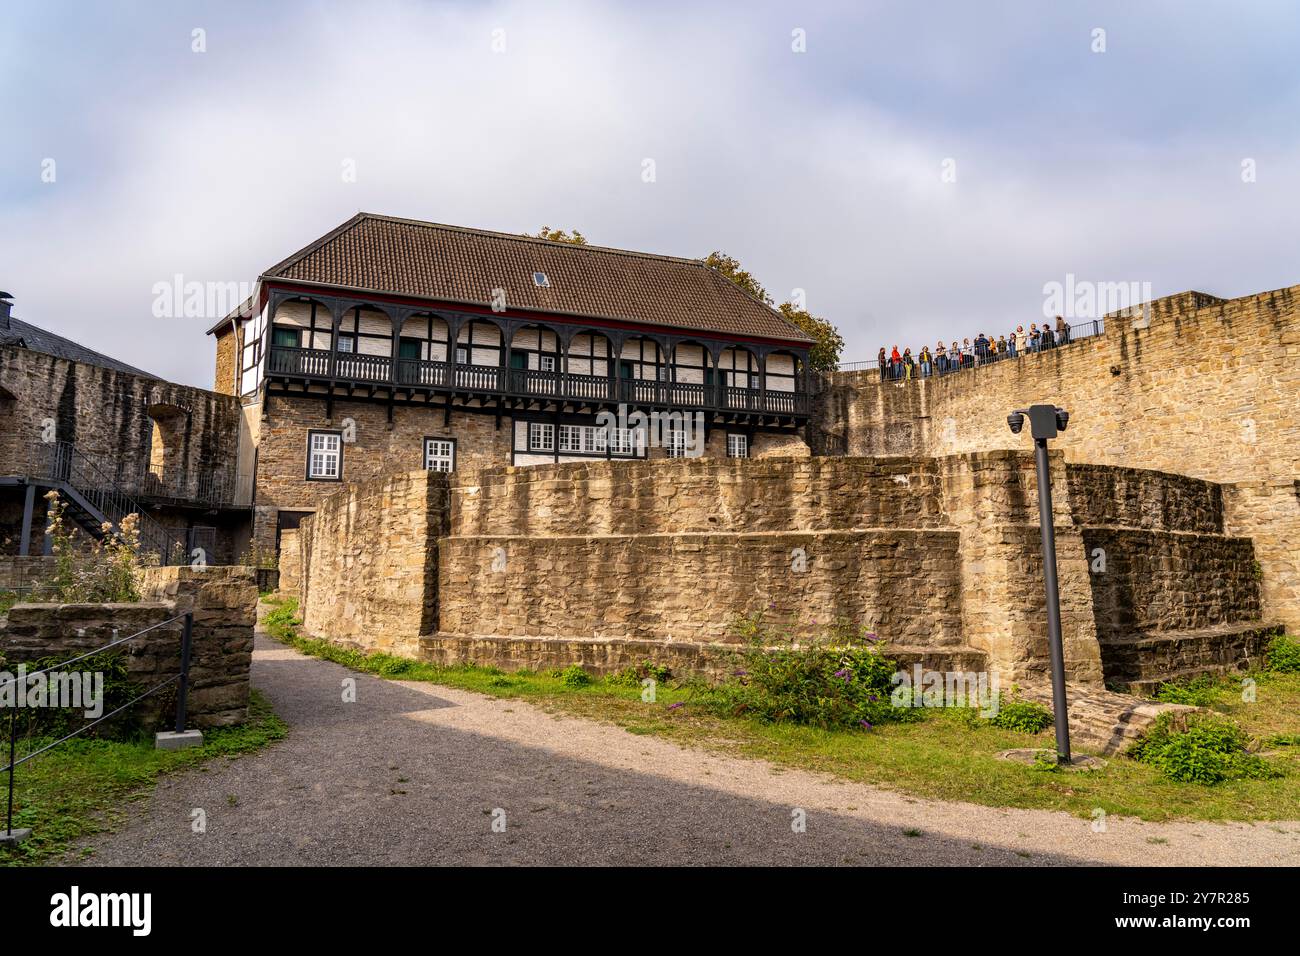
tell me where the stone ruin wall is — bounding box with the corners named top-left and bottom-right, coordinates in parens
top-left (289, 454), bottom-right (1278, 689)
top-left (0, 566), bottom-right (257, 727)
top-left (812, 284), bottom-right (1300, 634)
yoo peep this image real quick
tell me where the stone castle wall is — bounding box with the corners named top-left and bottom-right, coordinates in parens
top-left (0, 565), bottom-right (257, 728)
top-left (293, 469), bottom-right (446, 655)
top-left (289, 453), bottom-right (1275, 690)
top-left (251, 393), bottom-right (808, 554)
top-left (0, 345), bottom-right (243, 503)
top-left (812, 284), bottom-right (1300, 632)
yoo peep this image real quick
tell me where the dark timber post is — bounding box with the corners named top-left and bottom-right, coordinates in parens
top-left (17, 483), bottom-right (34, 557)
top-left (174, 612), bottom-right (194, 734)
top-left (5, 704), bottom-right (16, 837)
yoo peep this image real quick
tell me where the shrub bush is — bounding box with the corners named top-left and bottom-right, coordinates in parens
top-left (1265, 634), bottom-right (1300, 674)
top-left (1153, 675), bottom-right (1222, 707)
top-left (986, 697), bottom-right (1053, 734)
top-left (1130, 713), bottom-right (1279, 784)
top-left (606, 660), bottom-right (672, 687)
top-left (559, 665), bottom-right (592, 688)
top-left (705, 614), bottom-right (917, 731)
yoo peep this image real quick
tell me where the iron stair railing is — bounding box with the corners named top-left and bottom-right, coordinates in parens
top-left (28, 441), bottom-right (177, 564)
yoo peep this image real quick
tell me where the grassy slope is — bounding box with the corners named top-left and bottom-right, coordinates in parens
top-left (261, 598), bottom-right (1300, 824)
top-left (0, 690), bottom-right (287, 866)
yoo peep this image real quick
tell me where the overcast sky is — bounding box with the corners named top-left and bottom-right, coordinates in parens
top-left (3, 0), bottom-right (1298, 385)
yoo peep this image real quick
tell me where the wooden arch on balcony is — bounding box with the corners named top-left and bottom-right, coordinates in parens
top-left (262, 286), bottom-right (812, 427)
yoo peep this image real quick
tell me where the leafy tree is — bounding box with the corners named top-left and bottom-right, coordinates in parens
top-left (776, 302), bottom-right (845, 372)
top-left (704, 250), bottom-right (844, 371)
top-left (527, 226), bottom-right (588, 245)
top-left (702, 250), bottom-right (772, 305)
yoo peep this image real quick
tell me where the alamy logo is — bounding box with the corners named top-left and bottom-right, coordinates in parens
top-left (594, 405), bottom-right (706, 457)
top-left (1041, 273), bottom-right (1152, 321)
top-left (0, 667), bottom-right (103, 718)
top-left (50, 886), bottom-right (152, 936)
top-left (890, 665), bottom-right (999, 717)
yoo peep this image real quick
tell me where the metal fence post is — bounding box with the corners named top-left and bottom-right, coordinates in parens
top-left (5, 705), bottom-right (16, 837)
top-left (175, 612), bottom-right (194, 734)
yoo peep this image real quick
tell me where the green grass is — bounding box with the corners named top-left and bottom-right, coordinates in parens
top-left (262, 599), bottom-right (1300, 824)
top-left (0, 690), bottom-right (287, 866)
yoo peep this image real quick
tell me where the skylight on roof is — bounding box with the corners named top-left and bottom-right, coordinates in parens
top-left (533, 272), bottom-right (550, 288)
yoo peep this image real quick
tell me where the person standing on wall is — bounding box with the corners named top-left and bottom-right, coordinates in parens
top-left (1056, 314), bottom-right (1070, 345)
top-left (935, 340), bottom-right (947, 373)
top-left (878, 346), bottom-right (888, 381)
top-left (890, 344), bottom-right (902, 379)
top-left (919, 343), bottom-right (932, 378)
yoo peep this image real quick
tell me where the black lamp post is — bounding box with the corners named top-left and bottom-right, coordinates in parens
top-left (1007, 404), bottom-right (1072, 764)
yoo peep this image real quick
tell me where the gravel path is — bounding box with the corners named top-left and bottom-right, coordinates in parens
top-left (77, 634), bottom-right (1300, 866)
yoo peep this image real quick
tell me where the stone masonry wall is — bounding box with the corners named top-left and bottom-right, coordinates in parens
top-left (437, 529), bottom-right (965, 649)
top-left (296, 470), bottom-right (447, 655)
top-left (451, 456), bottom-right (948, 538)
top-left (0, 565), bottom-right (255, 728)
top-left (250, 396), bottom-right (511, 555)
top-left (0, 345), bottom-right (243, 507)
top-left (291, 451), bottom-right (1273, 690)
top-left (0, 603), bottom-right (183, 729)
top-left (136, 565), bottom-right (258, 725)
top-left (812, 284), bottom-right (1300, 632)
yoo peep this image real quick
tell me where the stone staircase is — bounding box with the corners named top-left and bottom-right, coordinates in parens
top-left (1098, 622), bottom-right (1281, 695)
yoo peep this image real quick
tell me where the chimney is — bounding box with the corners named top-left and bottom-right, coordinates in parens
top-left (0, 292), bottom-right (11, 331)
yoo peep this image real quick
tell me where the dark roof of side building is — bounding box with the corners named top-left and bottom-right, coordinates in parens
top-left (4, 315), bottom-right (156, 378)
top-left (255, 213), bottom-right (814, 344)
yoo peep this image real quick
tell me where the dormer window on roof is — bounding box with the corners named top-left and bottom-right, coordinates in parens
top-left (533, 272), bottom-right (550, 288)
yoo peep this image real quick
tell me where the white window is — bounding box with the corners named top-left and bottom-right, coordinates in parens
top-left (666, 429), bottom-right (688, 458)
top-left (424, 438), bottom-right (455, 472)
top-left (529, 422), bottom-right (554, 452)
top-left (558, 424), bottom-right (582, 453)
top-left (308, 431), bottom-right (342, 479)
top-left (336, 335), bottom-right (355, 353)
top-left (455, 346), bottom-right (469, 365)
top-left (609, 427), bottom-right (644, 456)
top-left (533, 272), bottom-right (550, 287)
top-left (540, 355), bottom-right (556, 373)
top-left (658, 365), bottom-right (670, 381)
top-left (750, 374), bottom-right (761, 389)
top-left (727, 434), bottom-right (748, 459)
top-left (557, 423), bottom-right (609, 454)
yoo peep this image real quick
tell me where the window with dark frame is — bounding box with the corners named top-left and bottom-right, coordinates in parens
top-left (423, 437), bottom-right (455, 472)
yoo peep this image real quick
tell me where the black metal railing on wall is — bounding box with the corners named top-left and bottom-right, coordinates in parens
top-left (1, 611), bottom-right (195, 843)
top-left (837, 318), bottom-right (1106, 375)
top-left (127, 462), bottom-right (248, 508)
top-left (29, 441), bottom-right (175, 563)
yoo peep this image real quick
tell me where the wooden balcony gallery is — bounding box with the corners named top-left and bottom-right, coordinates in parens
top-left (213, 214), bottom-right (815, 433)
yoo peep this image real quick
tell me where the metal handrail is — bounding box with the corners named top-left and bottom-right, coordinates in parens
top-left (29, 441), bottom-right (174, 564)
top-left (837, 318), bottom-right (1107, 373)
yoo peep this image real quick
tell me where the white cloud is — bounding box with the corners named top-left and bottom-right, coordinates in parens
top-left (2, 0), bottom-right (1298, 383)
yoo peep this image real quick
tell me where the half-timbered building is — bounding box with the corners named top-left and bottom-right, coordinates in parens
top-left (208, 214), bottom-right (815, 552)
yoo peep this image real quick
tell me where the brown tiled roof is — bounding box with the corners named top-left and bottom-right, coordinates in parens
top-left (261, 213), bottom-right (813, 344)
